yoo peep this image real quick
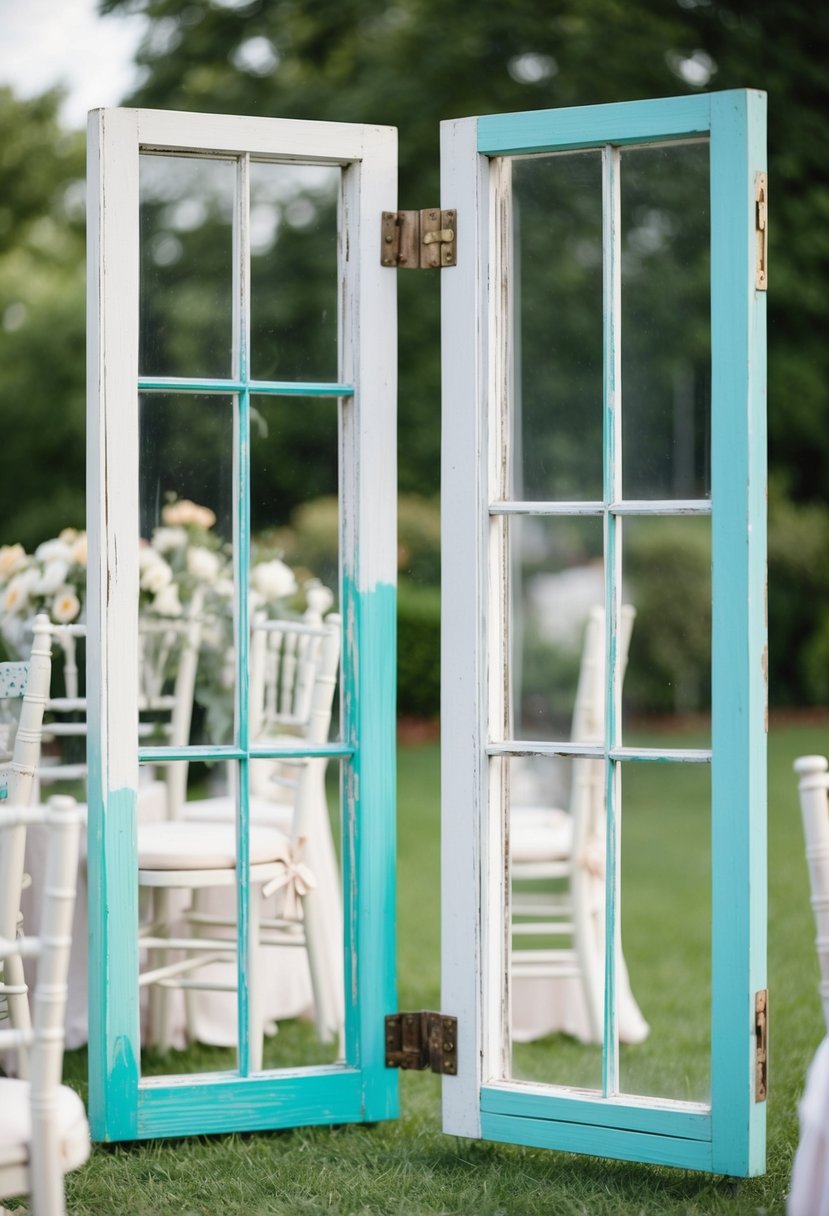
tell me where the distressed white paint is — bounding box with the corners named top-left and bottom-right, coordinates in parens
top-left (440, 115), bottom-right (491, 1138)
top-left (88, 107), bottom-right (399, 1140)
top-left (440, 90), bottom-right (766, 1176)
top-left (87, 108), bottom-right (141, 798)
top-left (134, 108), bottom-right (391, 166)
top-left (339, 128), bottom-right (398, 595)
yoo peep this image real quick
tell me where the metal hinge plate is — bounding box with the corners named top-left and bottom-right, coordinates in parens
top-left (755, 988), bottom-right (768, 1101)
top-left (385, 1011), bottom-right (458, 1074)
top-left (755, 172), bottom-right (768, 291)
top-left (381, 209), bottom-right (456, 269)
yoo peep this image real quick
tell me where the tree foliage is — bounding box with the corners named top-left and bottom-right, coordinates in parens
top-left (0, 88), bottom-right (86, 547)
top-left (1, 1), bottom-right (827, 704)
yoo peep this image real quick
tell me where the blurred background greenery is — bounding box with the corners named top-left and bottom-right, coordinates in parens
top-left (0, 0), bottom-right (825, 720)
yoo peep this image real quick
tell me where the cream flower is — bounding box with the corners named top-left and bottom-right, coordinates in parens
top-left (59, 527), bottom-right (78, 544)
top-left (52, 587), bottom-right (81, 624)
top-left (213, 577), bottom-right (235, 600)
top-left (35, 538), bottom-right (74, 565)
top-left (3, 573), bottom-right (32, 615)
top-left (152, 526), bottom-right (187, 554)
top-left (36, 559), bottom-right (70, 596)
top-left (251, 558), bottom-right (297, 602)
top-left (153, 583), bottom-right (183, 617)
top-left (162, 499), bottom-right (217, 529)
top-left (140, 558), bottom-right (173, 594)
top-left (70, 533), bottom-right (88, 566)
top-left (139, 543), bottom-right (161, 571)
top-left (0, 543), bottom-right (27, 580)
top-left (186, 546), bottom-right (222, 581)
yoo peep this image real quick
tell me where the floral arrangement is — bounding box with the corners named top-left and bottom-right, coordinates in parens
top-left (0, 499), bottom-right (310, 639)
top-left (0, 499), bottom-right (338, 762)
top-left (0, 501), bottom-right (333, 739)
top-left (0, 528), bottom-right (88, 655)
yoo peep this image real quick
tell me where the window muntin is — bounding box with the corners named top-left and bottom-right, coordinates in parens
top-left (496, 138), bottom-right (714, 1104)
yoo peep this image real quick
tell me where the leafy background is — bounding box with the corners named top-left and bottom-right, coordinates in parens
top-left (0, 0), bottom-right (826, 716)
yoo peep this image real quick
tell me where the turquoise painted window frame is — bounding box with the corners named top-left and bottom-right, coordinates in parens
top-left (441, 90), bottom-right (767, 1177)
top-left (86, 110), bottom-right (399, 1142)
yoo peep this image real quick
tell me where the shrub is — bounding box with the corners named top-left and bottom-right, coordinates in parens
top-left (397, 580), bottom-right (440, 720)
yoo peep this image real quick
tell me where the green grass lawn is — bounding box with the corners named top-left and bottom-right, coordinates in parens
top-left (49, 719), bottom-right (828, 1213)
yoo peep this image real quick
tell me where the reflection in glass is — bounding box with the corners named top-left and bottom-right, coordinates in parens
top-left (512, 151), bottom-right (603, 502)
top-left (250, 162), bottom-right (340, 382)
top-left (250, 394), bottom-right (340, 600)
top-left (138, 754), bottom-right (344, 1076)
top-left (508, 516), bottom-right (604, 741)
top-left (622, 516), bottom-right (711, 745)
top-left (620, 759), bottom-right (711, 1102)
top-left (139, 155), bottom-right (235, 379)
top-left (138, 393), bottom-right (234, 748)
top-left (621, 142), bottom-right (711, 500)
top-left (250, 394), bottom-right (341, 738)
top-left (507, 754), bottom-right (603, 1091)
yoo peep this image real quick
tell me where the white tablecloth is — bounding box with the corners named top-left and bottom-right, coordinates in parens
top-left (18, 783), bottom-right (315, 1054)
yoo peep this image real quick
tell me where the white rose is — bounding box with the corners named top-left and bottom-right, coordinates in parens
top-left (162, 499), bottom-right (216, 529)
top-left (17, 566), bottom-right (39, 593)
top-left (213, 577), bottom-right (235, 600)
top-left (152, 583), bottom-right (183, 617)
top-left (141, 559), bottom-right (173, 594)
top-left (187, 546), bottom-right (222, 581)
top-left (35, 538), bottom-right (74, 564)
top-left (152, 526), bottom-right (187, 554)
top-left (251, 559), bottom-right (297, 602)
top-left (3, 573), bottom-right (31, 615)
top-left (0, 543), bottom-right (27, 580)
top-left (70, 533), bottom-right (88, 567)
top-left (52, 587), bottom-right (81, 624)
top-left (36, 559), bottom-right (70, 595)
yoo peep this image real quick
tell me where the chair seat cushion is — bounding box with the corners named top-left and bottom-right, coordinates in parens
top-left (0, 1079), bottom-right (90, 1173)
top-left (137, 821), bottom-right (290, 870)
top-left (510, 806), bottom-right (573, 863)
top-left (179, 795), bottom-right (292, 833)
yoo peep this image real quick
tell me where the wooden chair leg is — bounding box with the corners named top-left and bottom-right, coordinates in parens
top-left (2, 953), bottom-right (32, 1077)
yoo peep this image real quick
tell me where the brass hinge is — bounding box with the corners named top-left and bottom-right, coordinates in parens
top-left (755, 172), bottom-right (768, 291)
top-left (385, 1011), bottom-right (458, 1074)
top-left (755, 988), bottom-right (768, 1101)
top-left (381, 209), bottom-right (456, 269)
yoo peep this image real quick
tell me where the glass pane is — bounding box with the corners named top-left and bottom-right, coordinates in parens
top-left (620, 759), bottom-right (711, 1102)
top-left (507, 754), bottom-right (602, 1091)
top-left (138, 757), bottom-right (345, 1075)
top-left (250, 162), bottom-right (340, 382)
top-left (621, 142), bottom-right (711, 500)
top-left (139, 393), bottom-right (234, 748)
top-left (622, 516), bottom-right (711, 747)
top-left (250, 394), bottom-right (340, 740)
top-left (508, 516), bottom-right (604, 742)
top-left (512, 151), bottom-right (603, 502)
top-left (139, 155), bottom-right (235, 379)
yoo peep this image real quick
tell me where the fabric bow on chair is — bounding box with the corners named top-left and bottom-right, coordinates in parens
top-left (261, 837), bottom-right (317, 921)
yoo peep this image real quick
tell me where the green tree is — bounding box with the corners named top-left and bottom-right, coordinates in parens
top-left (2, 1), bottom-right (827, 709)
top-left (0, 88), bottom-right (86, 547)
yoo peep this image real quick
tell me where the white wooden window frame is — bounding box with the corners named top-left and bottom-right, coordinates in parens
top-left (440, 91), bottom-right (767, 1176)
top-left (87, 108), bottom-right (399, 1142)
